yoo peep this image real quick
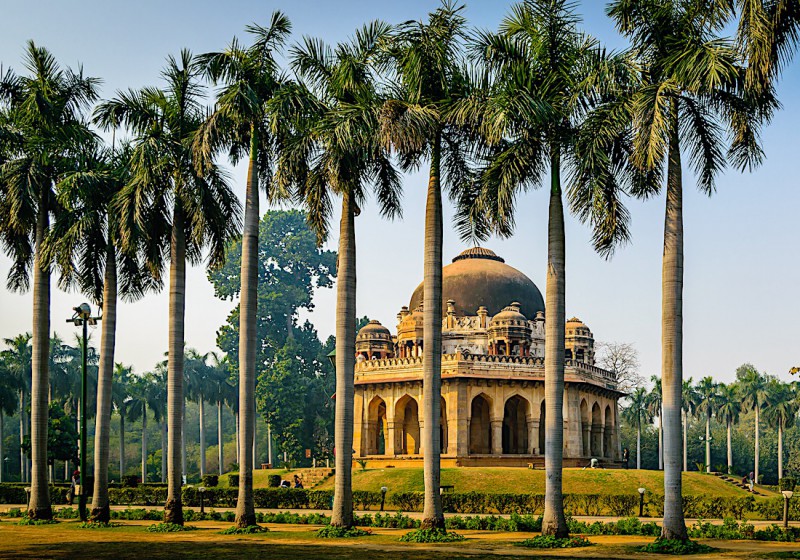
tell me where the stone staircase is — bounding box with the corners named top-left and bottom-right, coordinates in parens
top-left (282, 468), bottom-right (334, 488)
top-left (713, 472), bottom-right (764, 496)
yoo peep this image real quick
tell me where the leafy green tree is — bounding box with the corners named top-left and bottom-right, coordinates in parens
top-left (195, 12), bottom-right (292, 528)
top-left (0, 42), bottom-right (99, 519)
top-left (380, 0), bottom-right (476, 530)
top-left (95, 50), bottom-right (241, 525)
top-left (277, 21), bottom-right (401, 528)
top-left (607, 0), bottom-right (773, 540)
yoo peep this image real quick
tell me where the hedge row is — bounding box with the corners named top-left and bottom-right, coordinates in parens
top-left (1, 484), bottom-right (794, 521)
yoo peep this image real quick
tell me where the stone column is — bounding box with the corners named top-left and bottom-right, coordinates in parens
top-left (583, 425), bottom-right (591, 457)
top-left (447, 418), bottom-right (458, 455)
top-left (600, 426), bottom-right (607, 458)
top-left (417, 419), bottom-right (424, 455)
top-left (526, 417), bottom-right (536, 454)
top-left (353, 389), bottom-right (365, 456)
top-left (385, 422), bottom-right (396, 456)
top-left (491, 419), bottom-right (503, 455)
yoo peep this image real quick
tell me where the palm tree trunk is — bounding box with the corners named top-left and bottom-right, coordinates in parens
top-left (332, 184), bottom-right (357, 528)
top-left (778, 422), bottom-right (783, 481)
top-left (682, 409), bottom-right (688, 472)
top-left (161, 422), bottom-right (167, 483)
top-left (119, 414), bottom-right (125, 478)
top-left (199, 397), bottom-right (206, 477)
top-left (28, 194), bottom-right (52, 520)
top-left (705, 411), bottom-right (711, 472)
top-left (727, 417), bottom-right (732, 474)
top-left (420, 135), bottom-right (444, 531)
top-left (235, 132), bottom-right (259, 528)
top-left (164, 204), bottom-right (186, 525)
top-left (658, 414), bottom-right (663, 470)
top-left (218, 400), bottom-right (223, 475)
top-left (142, 402), bottom-right (148, 483)
top-left (234, 411), bottom-right (239, 467)
top-left (91, 244), bottom-right (117, 522)
top-left (636, 421), bottom-right (641, 470)
top-left (542, 149), bottom-right (568, 538)
top-left (660, 100), bottom-right (687, 541)
top-left (754, 404), bottom-right (760, 484)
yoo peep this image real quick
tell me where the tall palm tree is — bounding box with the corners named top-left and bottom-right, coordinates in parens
top-left (764, 379), bottom-right (797, 481)
top-left (379, 1), bottom-right (475, 531)
top-left (2, 334), bottom-right (32, 482)
top-left (207, 352), bottom-right (233, 475)
top-left (681, 378), bottom-right (699, 472)
top-left (148, 365), bottom-right (168, 483)
top-left (111, 364), bottom-right (134, 479)
top-left (739, 365), bottom-right (768, 483)
top-left (0, 354), bottom-right (20, 483)
top-left (45, 137), bottom-right (149, 521)
top-left (716, 382), bottom-right (740, 475)
top-left (185, 349), bottom-right (211, 477)
top-left (696, 377), bottom-right (719, 472)
top-left (95, 51), bottom-right (240, 525)
top-left (453, 0), bottom-right (645, 536)
top-left (194, 12), bottom-right (291, 528)
top-left (0, 42), bottom-right (100, 519)
top-left (275, 21), bottom-right (401, 529)
top-left (607, 0), bottom-right (773, 541)
top-left (646, 376), bottom-right (663, 470)
top-left (622, 387), bottom-right (651, 469)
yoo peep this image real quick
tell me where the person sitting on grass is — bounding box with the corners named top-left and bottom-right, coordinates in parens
top-left (293, 474), bottom-right (303, 489)
top-left (279, 479), bottom-right (291, 488)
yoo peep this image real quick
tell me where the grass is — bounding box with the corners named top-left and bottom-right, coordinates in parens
top-left (314, 467), bottom-right (779, 499)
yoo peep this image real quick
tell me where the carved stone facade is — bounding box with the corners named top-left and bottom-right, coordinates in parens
top-left (353, 248), bottom-right (623, 468)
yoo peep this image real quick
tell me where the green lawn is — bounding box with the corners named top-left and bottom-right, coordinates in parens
top-left (313, 468), bottom-right (779, 498)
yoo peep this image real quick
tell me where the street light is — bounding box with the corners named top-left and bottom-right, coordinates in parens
top-left (2, 456), bottom-right (8, 483)
top-left (198, 486), bottom-right (206, 515)
top-left (24, 487), bottom-right (31, 510)
top-left (782, 490), bottom-right (794, 530)
top-left (638, 487), bottom-right (646, 517)
top-left (380, 486), bottom-right (388, 512)
top-left (67, 303), bottom-right (101, 522)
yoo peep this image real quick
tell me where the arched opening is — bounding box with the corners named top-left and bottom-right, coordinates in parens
top-left (576, 349), bottom-right (585, 362)
top-left (604, 405), bottom-right (613, 459)
top-left (440, 397), bottom-right (448, 454)
top-left (502, 395), bottom-right (530, 454)
top-left (580, 399), bottom-right (590, 456)
top-left (538, 400), bottom-right (546, 454)
top-left (591, 402), bottom-right (602, 457)
top-left (367, 396), bottom-right (387, 455)
top-left (469, 394), bottom-right (492, 454)
top-left (565, 349), bottom-right (573, 361)
top-left (395, 396), bottom-right (420, 454)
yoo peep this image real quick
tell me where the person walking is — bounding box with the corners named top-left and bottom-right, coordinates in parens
top-left (67, 469), bottom-right (79, 505)
top-left (623, 448), bottom-right (630, 469)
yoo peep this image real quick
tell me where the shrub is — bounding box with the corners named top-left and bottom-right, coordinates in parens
top-left (267, 475), bottom-right (282, 488)
top-left (121, 475), bottom-right (139, 488)
top-left (358, 512), bottom-right (417, 529)
top-left (780, 478), bottom-right (797, 492)
top-left (753, 525), bottom-right (800, 542)
top-left (219, 525), bottom-right (268, 534)
top-left (228, 475), bottom-right (239, 488)
top-left (639, 539), bottom-right (715, 555)
top-left (201, 475), bottom-right (218, 488)
top-left (316, 525), bottom-right (372, 538)
top-left (442, 492), bottom-right (488, 514)
top-left (518, 535), bottom-right (592, 548)
top-left (390, 492), bottom-right (423, 512)
top-left (78, 521), bottom-right (122, 529)
top-left (17, 516), bottom-right (59, 525)
top-left (146, 523), bottom-right (198, 532)
top-left (399, 528), bottom-right (465, 543)
top-left (601, 494), bottom-right (639, 517)
top-left (688, 518), bottom-right (754, 540)
top-left (574, 494), bottom-right (602, 516)
top-left (352, 491), bottom-right (382, 511)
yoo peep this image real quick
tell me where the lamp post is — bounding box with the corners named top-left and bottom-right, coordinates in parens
top-left (67, 303), bottom-right (101, 521)
top-left (380, 486), bottom-right (388, 512)
top-left (198, 486), bottom-right (206, 515)
top-left (24, 486), bottom-right (31, 509)
top-left (782, 490), bottom-right (794, 530)
top-left (2, 456), bottom-right (8, 483)
top-left (638, 487), bottom-right (646, 517)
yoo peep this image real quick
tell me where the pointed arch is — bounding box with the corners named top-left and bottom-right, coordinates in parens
top-left (502, 395), bottom-right (530, 454)
top-left (469, 394), bottom-right (492, 454)
top-left (394, 394), bottom-right (420, 454)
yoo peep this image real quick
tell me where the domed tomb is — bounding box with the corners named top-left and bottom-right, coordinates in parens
top-left (409, 247), bottom-right (545, 318)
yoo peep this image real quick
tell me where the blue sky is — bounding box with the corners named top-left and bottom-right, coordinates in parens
top-left (1, 1), bottom-right (798, 386)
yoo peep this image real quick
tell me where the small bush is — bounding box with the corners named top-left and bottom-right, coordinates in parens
top-left (316, 525), bottom-right (372, 538)
top-left (146, 522), bottom-right (198, 532)
top-left (390, 492), bottom-right (424, 512)
top-left (78, 521), bottom-right (122, 529)
top-left (219, 525), bottom-right (268, 534)
top-left (121, 475), bottom-right (139, 488)
top-left (518, 535), bottom-right (592, 549)
top-left (201, 475), bottom-right (219, 488)
top-left (228, 475), bottom-right (239, 488)
top-left (639, 539), bottom-right (715, 555)
top-left (780, 478), bottom-right (797, 492)
top-left (17, 516), bottom-right (59, 526)
top-left (267, 475), bottom-right (282, 488)
top-left (399, 528), bottom-right (465, 543)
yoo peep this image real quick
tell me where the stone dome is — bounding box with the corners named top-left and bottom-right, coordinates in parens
top-left (358, 320), bottom-right (391, 338)
top-left (490, 302), bottom-right (528, 325)
top-left (409, 248), bottom-right (545, 318)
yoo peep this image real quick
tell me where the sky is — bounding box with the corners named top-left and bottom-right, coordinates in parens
top-left (1, 1), bottom-right (798, 386)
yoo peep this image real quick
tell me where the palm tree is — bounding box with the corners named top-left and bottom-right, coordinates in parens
top-left (716, 382), bottom-right (740, 475)
top-left (185, 349), bottom-right (212, 478)
top-left (95, 51), bottom-right (240, 525)
top-left (148, 365), bottom-right (168, 483)
top-left (696, 377), bottom-right (719, 473)
top-left (607, 0), bottom-right (773, 541)
top-left (206, 352), bottom-right (232, 475)
top-left (111, 364), bottom-right (134, 479)
top-left (0, 42), bottom-right (100, 519)
top-left (453, 0), bottom-right (645, 536)
top-left (764, 379), bottom-right (797, 481)
top-left (0, 354), bottom-right (20, 483)
top-left (379, 1), bottom-right (475, 531)
top-left (646, 376), bottom-right (663, 470)
top-left (739, 365), bottom-right (768, 483)
top-left (194, 12), bottom-right (291, 528)
top-left (622, 387), bottom-right (651, 469)
top-left (2, 334), bottom-right (32, 482)
top-left (681, 378), bottom-right (699, 472)
top-left (275, 21), bottom-right (402, 529)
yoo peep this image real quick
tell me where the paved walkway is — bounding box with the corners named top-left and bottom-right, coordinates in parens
top-left (2, 503), bottom-right (797, 528)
